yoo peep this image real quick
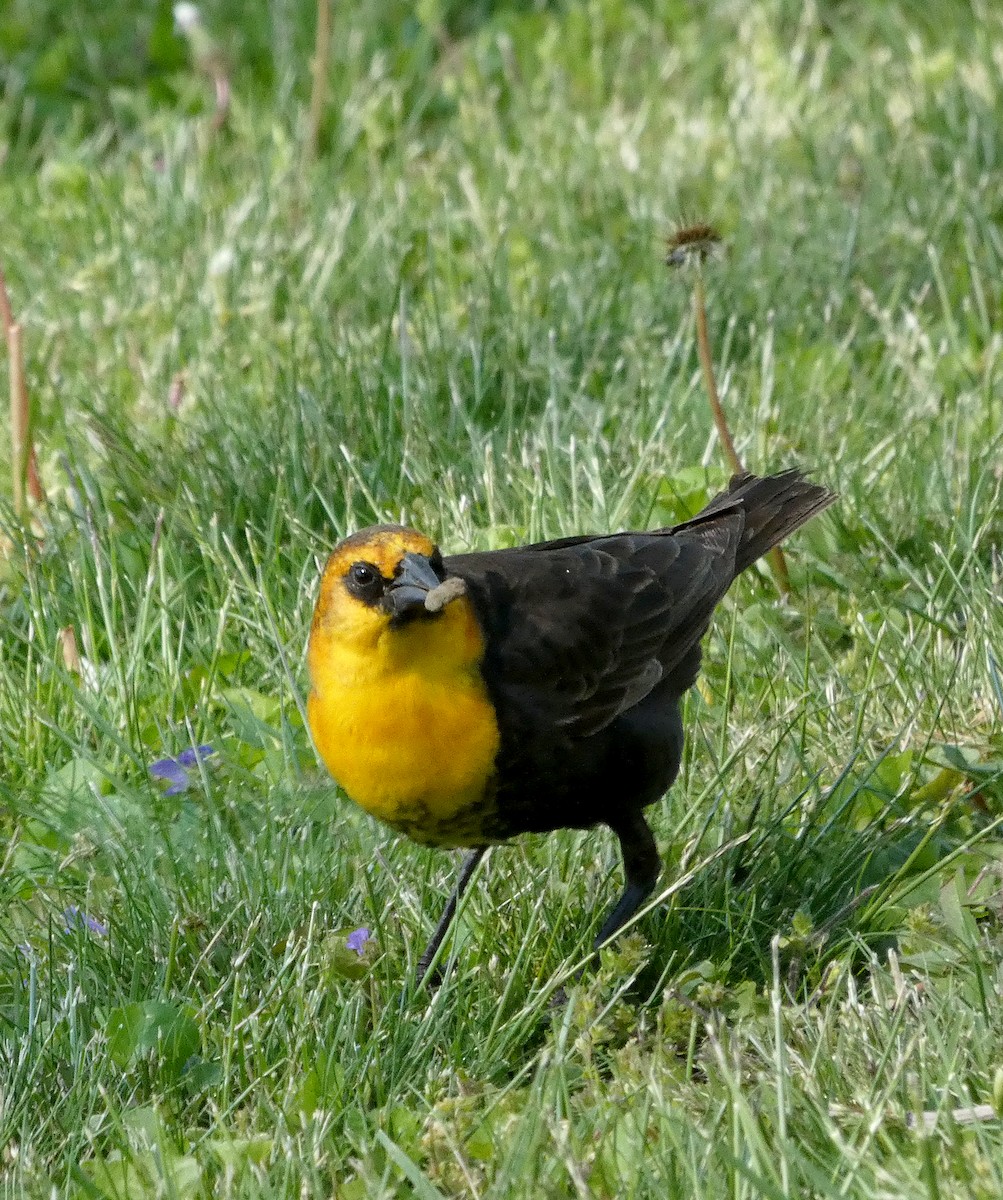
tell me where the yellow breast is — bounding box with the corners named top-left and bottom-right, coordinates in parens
top-left (306, 591), bottom-right (501, 846)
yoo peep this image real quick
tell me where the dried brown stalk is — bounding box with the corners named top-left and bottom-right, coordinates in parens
top-left (305, 0), bottom-right (332, 163)
top-left (692, 270), bottom-right (743, 477)
top-left (667, 224), bottom-right (791, 597)
top-left (0, 264), bottom-right (44, 518)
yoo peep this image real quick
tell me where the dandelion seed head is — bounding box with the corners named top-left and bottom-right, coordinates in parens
top-left (665, 223), bottom-right (723, 268)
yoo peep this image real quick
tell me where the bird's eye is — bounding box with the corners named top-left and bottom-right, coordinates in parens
top-left (346, 561), bottom-right (384, 600)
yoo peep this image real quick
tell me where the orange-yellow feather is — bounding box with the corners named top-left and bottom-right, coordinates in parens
top-left (306, 528), bottom-right (500, 846)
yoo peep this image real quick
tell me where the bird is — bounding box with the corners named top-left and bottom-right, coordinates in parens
top-left (306, 469), bottom-right (836, 983)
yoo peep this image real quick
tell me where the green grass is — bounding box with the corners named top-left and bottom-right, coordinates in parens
top-left (3, 0), bottom-right (1003, 1195)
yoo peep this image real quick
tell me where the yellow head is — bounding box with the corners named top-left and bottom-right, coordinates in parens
top-left (307, 524), bottom-right (480, 670)
top-left (306, 525), bottom-right (500, 843)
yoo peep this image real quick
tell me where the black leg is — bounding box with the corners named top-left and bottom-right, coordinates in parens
top-left (594, 812), bottom-right (661, 949)
top-left (416, 847), bottom-right (486, 986)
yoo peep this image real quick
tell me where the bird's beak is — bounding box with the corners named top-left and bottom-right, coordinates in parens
top-left (383, 552), bottom-right (444, 621)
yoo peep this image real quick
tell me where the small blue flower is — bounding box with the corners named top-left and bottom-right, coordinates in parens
top-left (345, 927), bottom-right (371, 955)
top-left (149, 744), bottom-right (215, 794)
top-left (63, 906), bottom-right (108, 938)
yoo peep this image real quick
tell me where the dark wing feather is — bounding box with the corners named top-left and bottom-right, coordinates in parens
top-left (444, 469), bottom-right (834, 741)
top-left (445, 520), bottom-right (743, 738)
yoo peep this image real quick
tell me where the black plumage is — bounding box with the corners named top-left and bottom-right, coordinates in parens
top-left (424, 469), bottom-right (835, 964)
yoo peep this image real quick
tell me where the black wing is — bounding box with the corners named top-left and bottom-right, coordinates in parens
top-left (445, 518), bottom-right (743, 738)
top-left (444, 469), bottom-right (834, 739)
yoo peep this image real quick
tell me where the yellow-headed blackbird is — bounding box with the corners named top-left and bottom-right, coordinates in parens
top-left (307, 470), bottom-right (835, 981)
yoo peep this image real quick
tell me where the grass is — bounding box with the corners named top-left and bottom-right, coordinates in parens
top-left (2, 0), bottom-right (1003, 1194)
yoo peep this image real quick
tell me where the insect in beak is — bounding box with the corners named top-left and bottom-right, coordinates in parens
top-left (382, 552), bottom-right (445, 622)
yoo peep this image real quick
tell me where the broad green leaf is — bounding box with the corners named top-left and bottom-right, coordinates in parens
top-left (106, 1000), bottom-right (199, 1078)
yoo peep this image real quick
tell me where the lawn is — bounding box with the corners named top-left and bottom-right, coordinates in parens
top-left (2, 0), bottom-right (1003, 1195)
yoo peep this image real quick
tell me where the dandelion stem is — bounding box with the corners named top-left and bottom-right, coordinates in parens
top-left (693, 269), bottom-right (742, 476)
top-left (692, 267), bottom-right (791, 597)
top-left (768, 533), bottom-right (792, 598)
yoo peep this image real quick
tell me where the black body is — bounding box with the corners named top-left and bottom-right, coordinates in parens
top-left (447, 470), bottom-right (833, 837)
top-left (416, 469), bottom-right (835, 980)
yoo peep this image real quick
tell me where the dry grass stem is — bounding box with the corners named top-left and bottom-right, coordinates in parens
top-left (306, 0), bottom-right (332, 163)
top-left (1, 264), bottom-right (44, 517)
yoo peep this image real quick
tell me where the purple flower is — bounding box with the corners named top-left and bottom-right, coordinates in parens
top-left (149, 745), bottom-right (215, 794)
top-left (63, 906), bottom-right (108, 938)
top-left (346, 927), bottom-right (371, 955)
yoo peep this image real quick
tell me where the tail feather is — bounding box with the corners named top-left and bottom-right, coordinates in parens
top-left (678, 469), bottom-right (836, 575)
